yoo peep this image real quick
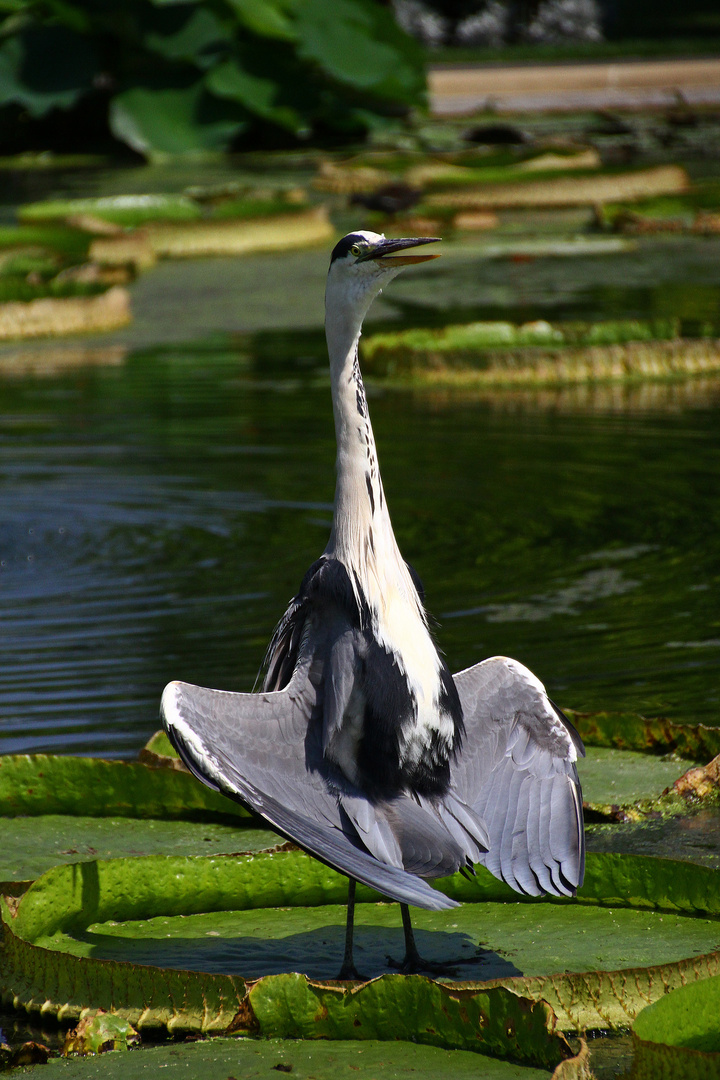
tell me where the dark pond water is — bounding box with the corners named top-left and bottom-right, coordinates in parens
top-left (2, 297), bottom-right (720, 758)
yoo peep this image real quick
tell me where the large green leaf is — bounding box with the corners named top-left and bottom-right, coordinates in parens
top-left (0, 26), bottom-right (96, 117)
top-left (224, 0), bottom-right (297, 41)
top-left (0, 814), bottom-right (279, 888)
top-left (295, 0), bottom-right (425, 106)
top-left (631, 975), bottom-right (720, 1078)
top-left (579, 746), bottom-right (699, 811)
top-left (18, 195), bottom-right (202, 227)
top-left (205, 60), bottom-right (301, 131)
top-left (55, 893), bottom-right (720, 994)
top-left (0, 754), bottom-right (250, 821)
top-left (144, 7), bottom-right (232, 66)
top-left (2, 850), bottom-right (720, 1036)
top-left (109, 84), bottom-right (245, 160)
top-left (1, 1035), bottom-right (558, 1079)
top-left (567, 709), bottom-right (720, 761)
top-left (246, 973), bottom-right (568, 1068)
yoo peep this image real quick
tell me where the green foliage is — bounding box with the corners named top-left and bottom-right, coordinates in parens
top-left (19, 194), bottom-right (202, 226)
top-left (6, 1036), bottom-right (557, 1078)
top-left (63, 1012), bottom-right (139, 1056)
top-left (631, 976), bottom-right (720, 1078)
top-left (0, 0), bottom-right (426, 158)
top-left (0, 753), bottom-right (250, 820)
top-left (634, 974), bottom-right (720, 1053)
top-left (362, 318), bottom-right (688, 369)
top-left (2, 849), bottom-right (720, 1039)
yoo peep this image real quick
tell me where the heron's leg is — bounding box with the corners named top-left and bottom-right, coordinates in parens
top-left (400, 902), bottom-right (422, 969)
top-left (337, 879), bottom-right (366, 981)
top-left (386, 903), bottom-right (484, 976)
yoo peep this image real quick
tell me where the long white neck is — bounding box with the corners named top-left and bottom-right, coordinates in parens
top-left (323, 274), bottom-right (418, 618)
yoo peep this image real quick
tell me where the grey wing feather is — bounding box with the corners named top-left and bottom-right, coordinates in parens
top-left (451, 655), bottom-right (585, 898)
top-left (161, 651), bottom-right (457, 912)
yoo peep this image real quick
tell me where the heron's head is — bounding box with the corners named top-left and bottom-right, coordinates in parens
top-left (326, 230), bottom-right (440, 335)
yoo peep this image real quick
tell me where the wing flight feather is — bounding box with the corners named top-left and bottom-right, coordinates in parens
top-left (452, 655), bottom-right (585, 898)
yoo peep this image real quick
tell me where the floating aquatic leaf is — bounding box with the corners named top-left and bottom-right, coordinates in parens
top-left (566, 710), bottom-right (720, 761)
top-left (630, 974), bottom-right (720, 1078)
top-left (0, 288), bottom-right (131, 341)
top-left (2, 851), bottom-right (719, 1036)
top-left (0, 1035), bottom-right (559, 1078)
top-left (0, 815), bottom-right (280, 889)
top-left (0, 754), bottom-right (250, 821)
top-left (19, 195), bottom-right (202, 228)
top-left (423, 166), bottom-right (689, 209)
top-left (62, 1011), bottom-right (139, 1056)
top-left (246, 972), bottom-right (570, 1068)
top-left (144, 208), bottom-right (333, 258)
top-left (579, 746), bottom-right (699, 813)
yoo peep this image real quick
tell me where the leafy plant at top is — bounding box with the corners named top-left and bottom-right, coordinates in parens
top-left (0, 0), bottom-right (426, 158)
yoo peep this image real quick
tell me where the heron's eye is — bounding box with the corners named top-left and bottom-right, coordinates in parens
top-left (350, 244), bottom-right (363, 257)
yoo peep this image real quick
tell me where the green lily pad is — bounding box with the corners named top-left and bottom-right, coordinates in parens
top-left (18, 195), bottom-right (202, 228)
top-left (579, 747), bottom-right (697, 809)
top-left (2, 850), bottom-right (720, 1037)
top-left (631, 975), bottom-right (720, 1078)
top-left (362, 318), bottom-right (691, 370)
top-left (0, 815), bottom-right (280, 888)
top-left (3, 1035), bottom-right (558, 1079)
top-left (64, 892), bottom-right (720, 982)
top-left (566, 709), bottom-right (720, 761)
top-left (0, 754), bottom-right (250, 821)
top-left (63, 1010), bottom-right (139, 1056)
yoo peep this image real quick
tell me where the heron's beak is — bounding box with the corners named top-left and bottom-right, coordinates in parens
top-left (366, 236), bottom-right (441, 266)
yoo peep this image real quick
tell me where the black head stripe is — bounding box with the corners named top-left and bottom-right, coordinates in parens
top-left (330, 233), bottom-right (367, 264)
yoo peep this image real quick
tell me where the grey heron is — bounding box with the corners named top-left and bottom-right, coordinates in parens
top-left (161, 230), bottom-right (585, 979)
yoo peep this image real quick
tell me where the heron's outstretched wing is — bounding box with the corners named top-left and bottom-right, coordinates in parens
top-left (451, 655), bottom-right (585, 898)
top-left (161, 657), bottom-right (457, 912)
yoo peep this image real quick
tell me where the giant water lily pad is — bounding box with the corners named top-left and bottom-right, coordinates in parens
top-left (579, 746), bottom-right (701, 810)
top-left (566, 710), bottom-right (720, 761)
top-left (0, 754), bottom-right (249, 820)
top-left (2, 850), bottom-right (720, 1038)
top-left (18, 195), bottom-right (203, 228)
top-left (423, 165), bottom-right (689, 210)
top-left (2, 1035), bottom-right (560, 1079)
top-left (631, 974), bottom-right (720, 1079)
top-left (0, 816), bottom-right (280, 889)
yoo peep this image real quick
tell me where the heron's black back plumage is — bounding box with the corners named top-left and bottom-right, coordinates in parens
top-left (262, 554), bottom-right (463, 800)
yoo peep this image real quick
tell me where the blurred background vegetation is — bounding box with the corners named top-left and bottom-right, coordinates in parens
top-left (0, 0), bottom-right (717, 161)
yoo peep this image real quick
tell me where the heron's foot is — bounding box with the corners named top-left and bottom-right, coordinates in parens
top-left (386, 950), bottom-right (485, 977)
top-left (336, 961), bottom-right (369, 982)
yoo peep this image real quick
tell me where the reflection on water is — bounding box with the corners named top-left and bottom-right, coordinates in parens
top-left (1, 335), bottom-right (720, 758)
top-left (422, 376), bottom-right (720, 413)
top-left (0, 345), bottom-right (127, 379)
